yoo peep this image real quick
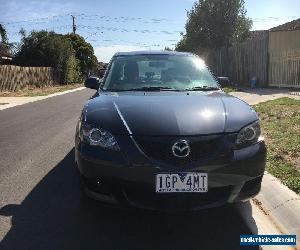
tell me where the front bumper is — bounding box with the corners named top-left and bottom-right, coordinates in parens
top-left (75, 135), bottom-right (266, 211)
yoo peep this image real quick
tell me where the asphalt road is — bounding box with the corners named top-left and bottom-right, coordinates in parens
top-left (0, 89), bottom-right (258, 250)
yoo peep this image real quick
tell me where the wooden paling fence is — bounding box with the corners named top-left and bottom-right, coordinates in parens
top-left (269, 50), bottom-right (300, 88)
top-left (206, 32), bottom-right (269, 87)
top-left (0, 65), bottom-right (59, 92)
top-left (207, 29), bottom-right (300, 88)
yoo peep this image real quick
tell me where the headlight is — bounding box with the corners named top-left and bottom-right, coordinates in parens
top-left (235, 120), bottom-right (261, 148)
top-left (80, 122), bottom-right (120, 151)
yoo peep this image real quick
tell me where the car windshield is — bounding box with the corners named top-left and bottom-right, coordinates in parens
top-left (102, 54), bottom-right (219, 91)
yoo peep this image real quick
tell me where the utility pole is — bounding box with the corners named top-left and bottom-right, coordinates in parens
top-left (71, 15), bottom-right (76, 34)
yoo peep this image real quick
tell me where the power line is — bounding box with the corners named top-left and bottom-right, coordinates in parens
top-left (77, 25), bottom-right (182, 35)
top-left (1, 13), bottom-right (298, 26)
top-left (3, 12), bottom-right (298, 51)
top-left (0, 13), bottom-right (176, 26)
top-left (0, 13), bottom-right (74, 25)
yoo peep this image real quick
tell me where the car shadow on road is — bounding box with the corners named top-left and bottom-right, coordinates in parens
top-left (0, 148), bottom-right (258, 250)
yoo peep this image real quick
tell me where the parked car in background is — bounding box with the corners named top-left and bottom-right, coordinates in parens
top-left (75, 51), bottom-right (266, 211)
top-left (217, 76), bottom-right (233, 87)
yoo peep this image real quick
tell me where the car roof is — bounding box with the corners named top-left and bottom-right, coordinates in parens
top-left (113, 50), bottom-right (194, 57)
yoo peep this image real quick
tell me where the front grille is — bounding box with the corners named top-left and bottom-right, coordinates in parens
top-left (121, 181), bottom-right (232, 210)
top-left (134, 135), bottom-right (225, 165)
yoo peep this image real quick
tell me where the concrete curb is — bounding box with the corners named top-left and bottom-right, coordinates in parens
top-left (255, 172), bottom-right (300, 249)
top-left (0, 87), bottom-right (86, 111)
top-left (237, 200), bottom-right (295, 250)
top-left (226, 90), bottom-right (299, 249)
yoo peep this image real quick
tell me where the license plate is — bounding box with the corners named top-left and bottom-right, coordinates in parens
top-left (155, 172), bottom-right (208, 193)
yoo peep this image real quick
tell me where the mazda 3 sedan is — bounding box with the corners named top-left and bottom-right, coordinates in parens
top-left (75, 51), bottom-right (266, 210)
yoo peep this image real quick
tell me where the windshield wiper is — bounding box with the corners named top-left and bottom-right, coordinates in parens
top-left (185, 86), bottom-right (220, 91)
top-left (108, 86), bottom-right (179, 92)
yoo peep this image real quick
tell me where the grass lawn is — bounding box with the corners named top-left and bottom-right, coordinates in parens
top-left (254, 97), bottom-right (300, 194)
top-left (223, 86), bottom-right (239, 93)
top-left (0, 83), bottom-right (83, 97)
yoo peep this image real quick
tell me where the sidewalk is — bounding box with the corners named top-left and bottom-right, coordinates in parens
top-left (230, 87), bottom-right (300, 105)
top-left (0, 87), bottom-right (85, 111)
top-left (231, 88), bottom-right (300, 249)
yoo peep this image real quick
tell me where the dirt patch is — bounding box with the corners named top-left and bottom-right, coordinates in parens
top-left (252, 198), bottom-right (269, 215)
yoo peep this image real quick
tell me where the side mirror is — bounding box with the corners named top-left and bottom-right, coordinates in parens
top-left (84, 77), bottom-right (100, 90)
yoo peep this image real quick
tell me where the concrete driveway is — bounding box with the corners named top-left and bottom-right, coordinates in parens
top-left (230, 87), bottom-right (300, 105)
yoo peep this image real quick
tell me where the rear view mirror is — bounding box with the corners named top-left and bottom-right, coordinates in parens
top-left (149, 61), bottom-right (166, 68)
top-left (85, 77), bottom-right (100, 90)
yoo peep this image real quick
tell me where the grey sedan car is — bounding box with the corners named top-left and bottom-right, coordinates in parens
top-left (75, 51), bottom-right (266, 210)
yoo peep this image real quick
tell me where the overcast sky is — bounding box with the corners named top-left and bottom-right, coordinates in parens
top-left (0, 0), bottom-right (299, 62)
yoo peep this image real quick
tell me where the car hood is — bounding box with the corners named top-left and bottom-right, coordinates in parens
top-left (85, 91), bottom-right (258, 136)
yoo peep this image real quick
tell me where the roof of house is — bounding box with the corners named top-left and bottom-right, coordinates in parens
top-left (0, 52), bottom-right (12, 58)
top-left (270, 18), bottom-right (300, 32)
top-left (0, 43), bottom-right (12, 58)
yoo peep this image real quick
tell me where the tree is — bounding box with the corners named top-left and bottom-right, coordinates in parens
top-left (164, 46), bottom-right (173, 51)
top-left (65, 33), bottom-right (98, 76)
top-left (0, 24), bottom-right (8, 43)
top-left (176, 0), bottom-right (252, 53)
top-left (14, 31), bottom-right (98, 83)
top-left (19, 28), bottom-right (26, 38)
top-left (0, 24), bottom-right (9, 56)
top-left (14, 31), bottom-right (80, 83)
top-left (64, 54), bottom-right (81, 83)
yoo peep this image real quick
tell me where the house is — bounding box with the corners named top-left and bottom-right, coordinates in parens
top-left (0, 43), bottom-right (13, 65)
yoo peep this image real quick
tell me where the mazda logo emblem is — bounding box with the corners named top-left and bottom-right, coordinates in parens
top-left (172, 140), bottom-right (191, 158)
